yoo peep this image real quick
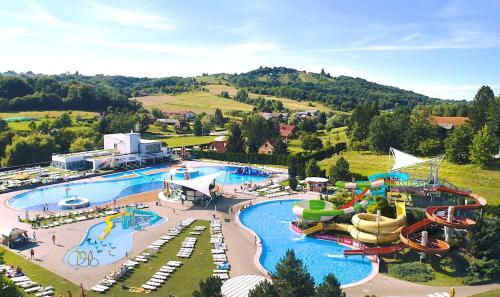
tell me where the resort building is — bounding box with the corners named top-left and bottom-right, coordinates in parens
top-left (429, 116), bottom-right (469, 130)
top-left (51, 133), bottom-right (170, 171)
top-left (305, 177), bottom-right (329, 192)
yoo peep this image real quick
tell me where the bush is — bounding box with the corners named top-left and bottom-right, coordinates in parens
top-left (463, 258), bottom-right (500, 285)
top-left (392, 262), bottom-right (435, 282)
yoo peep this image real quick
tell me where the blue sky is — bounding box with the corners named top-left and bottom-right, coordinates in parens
top-left (0, 0), bottom-right (499, 99)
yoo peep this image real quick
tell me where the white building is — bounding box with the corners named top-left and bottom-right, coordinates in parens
top-left (52, 133), bottom-right (169, 171)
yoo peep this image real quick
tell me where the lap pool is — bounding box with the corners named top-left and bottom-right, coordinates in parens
top-left (239, 200), bottom-right (373, 286)
top-left (9, 165), bottom-right (269, 211)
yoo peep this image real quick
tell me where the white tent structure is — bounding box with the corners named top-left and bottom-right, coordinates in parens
top-left (389, 147), bottom-right (444, 185)
top-left (221, 274), bottom-right (268, 297)
top-left (168, 172), bottom-right (224, 205)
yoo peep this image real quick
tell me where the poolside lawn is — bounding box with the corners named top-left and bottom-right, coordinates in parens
top-left (101, 220), bottom-right (213, 297)
top-left (470, 289), bottom-right (500, 297)
top-left (0, 246), bottom-right (81, 296)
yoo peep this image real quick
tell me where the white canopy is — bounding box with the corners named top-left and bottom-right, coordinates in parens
top-left (168, 172), bottom-right (223, 197)
top-left (390, 147), bottom-right (428, 171)
top-left (221, 274), bottom-right (268, 297)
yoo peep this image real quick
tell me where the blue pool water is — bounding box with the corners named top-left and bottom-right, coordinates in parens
top-left (239, 200), bottom-right (373, 285)
top-left (9, 166), bottom-right (268, 211)
top-left (64, 215), bottom-right (165, 267)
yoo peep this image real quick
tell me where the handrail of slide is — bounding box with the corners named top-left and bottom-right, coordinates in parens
top-left (98, 213), bottom-right (123, 240)
top-left (345, 186), bottom-right (486, 256)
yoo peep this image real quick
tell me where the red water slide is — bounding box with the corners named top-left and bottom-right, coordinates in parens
top-left (339, 188), bottom-right (369, 210)
top-left (344, 186), bottom-right (487, 256)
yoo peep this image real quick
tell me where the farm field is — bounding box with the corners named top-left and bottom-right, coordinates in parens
top-left (319, 150), bottom-right (500, 205)
top-left (203, 84), bottom-right (333, 112)
top-left (0, 110), bottom-right (98, 132)
top-left (134, 91), bottom-right (254, 114)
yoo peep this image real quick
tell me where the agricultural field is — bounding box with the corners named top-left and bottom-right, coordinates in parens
top-left (134, 91), bottom-right (254, 114)
top-left (319, 150), bottom-right (500, 205)
top-left (203, 84), bottom-right (333, 112)
top-left (0, 110), bottom-right (98, 132)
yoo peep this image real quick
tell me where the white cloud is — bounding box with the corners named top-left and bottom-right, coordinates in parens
top-left (0, 27), bottom-right (25, 40)
top-left (82, 0), bottom-right (175, 31)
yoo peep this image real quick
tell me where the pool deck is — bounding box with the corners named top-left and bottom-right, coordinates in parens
top-left (0, 161), bottom-right (498, 296)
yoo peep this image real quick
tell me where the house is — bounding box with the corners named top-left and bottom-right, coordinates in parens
top-left (258, 139), bottom-right (275, 155)
top-left (279, 124), bottom-right (297, 140)
top-left (157, 118), bottom-right (179, 126)
top-left (209, 140), bottom-right (227, 153)
top-left (429, 116), bottom-right (469, 130)
top-left (146, 113), bottom-right (157, 124)
top-left (297, 109), bottom-right (319, 118)
top-left (165, 110), bottom-right (196, 121)
top-left (260, 112), bottom-right (289, 122)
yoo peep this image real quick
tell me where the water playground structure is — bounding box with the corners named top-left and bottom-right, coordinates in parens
top-left (292, 148), bottom-right (487, 256)
top-left (98, 207), bottom-right (160, 240)
top-left (58, 185), bottom-right (90, 210)
top-left (232, 166), bottom-right (267, 176)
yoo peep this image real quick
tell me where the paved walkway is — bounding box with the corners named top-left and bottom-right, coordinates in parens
top-left (0, 162), bottom-right (497, 296)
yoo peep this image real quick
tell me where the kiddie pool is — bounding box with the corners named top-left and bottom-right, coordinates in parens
top-left (9, 165), bottom-right (269, 211)
top-left (239, 200), bottom-right (373, 286)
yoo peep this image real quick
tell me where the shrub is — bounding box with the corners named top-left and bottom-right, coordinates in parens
top-left (463, 258), bottom-right (500, 285)
top-left (392, 262), bottom-right (435, 282)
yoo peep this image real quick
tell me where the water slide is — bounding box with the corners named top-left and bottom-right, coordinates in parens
top-left (293, 188), bottom-right (369, 222)
top-left (98, 212), bottom-right (124, 240)
top-left (133, 209), bottom-right (160, 224)
top-left (344, 186), bottom-right (487, 255)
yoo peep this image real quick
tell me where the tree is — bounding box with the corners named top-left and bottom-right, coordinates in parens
top-left (192, 276), bottom-right (223, 297)
top-left (315, 274), bottom-right (346, 297)
top-left (469, 125), bottom-right (497, 168)
top-left (226, 124), bottom-right (245, 153)
top-left (214, 108), bottom-right (224, 128)
top-left (288, 157), bottom-right (298, 178)
top-left (288, 177), bottom-right (298, 191)
top-left (469, 86), bottom-right (494, 131)
top-left (417, 138), bottom-right (443, 156)
top-left (151, 107), bottom-right (163, 119)
top-left (201, 114), bottom-right (214, 135)
top-left (193, 118), bottom-right (203, 136)
top-left (243, 115), bottom-right (278, 153)
top-left (0, 275), bottom-right (23, 297)
top-left (273, 138), bottom-right (289, 154)
top-left (220, 91), bottom-right (229, 98)
top-left (0, 117), bottom-right (8, 132)
top-left (235, 88), bottom-right (249, 102)
top-left (301, 135), bottom-right (323, 152)
top-left (70, 137), bottom-right (95, 152)
top-left (305, 159), bottom-right (321, 177)
top-left (2, 134), bottom-right (56, 166)
top-left (487, 96), bottom-right (500, 142)
top-left (28, 121), bottom-right (37, 133)
top-left (329, 157), bottom-right (350, 182)
top-left (262, 249), bottom-right (315, 297)
top-left (445, 124), bottom-right (474, 164)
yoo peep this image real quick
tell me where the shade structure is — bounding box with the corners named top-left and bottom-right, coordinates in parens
top-left (390, 147), bottom-right (428, 171)
top-left (167, 172), bottom-right (223, 197)
top-left (221, 274), bottom-right (268, 297)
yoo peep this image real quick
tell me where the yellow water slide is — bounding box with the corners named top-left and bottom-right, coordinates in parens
top-left (98, 212), bottom-right (124, 240)
top-left (324, 202), bottom-right (407, 244)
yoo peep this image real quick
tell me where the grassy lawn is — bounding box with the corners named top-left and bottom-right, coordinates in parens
top-left (160, 135), bottom-right (216, 148)
top-left (1, 221), bottom-right (213, 297)
top-left (134, 91), bottom-right (254, 114)
top-left (102, 220), bottom-right (212, 297)
top-left (318, 150), bottom-right (500, 205)
top-left (470, 289), bottom-right (500, 297)
top-left (288, 127), bottom-right (348, 153)
top-left (0, 246), bottom-right (81, 295)
top-left (380, 249), bottom-right (469, 286)
top-left (203, 84), bottom-right (333, 112)
top-left (1, 110), bottom-right (98, 132)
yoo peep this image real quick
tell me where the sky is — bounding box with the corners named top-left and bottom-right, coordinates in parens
top-left (0, 0), bottom-right (499, 100)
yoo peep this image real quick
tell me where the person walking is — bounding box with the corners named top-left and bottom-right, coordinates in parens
top-left (32, 231), bottom-right (36, 242)
top-left (52, 234), bottom-right (56, 245)
top-left (30, 248), bottom-right (34, 259)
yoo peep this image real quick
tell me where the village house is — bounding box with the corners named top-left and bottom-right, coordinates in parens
top-left (279, 124), bottom-right (297, 140)
top-left (429, 116), bottom-right (469, 130)
top-left (258, 139), bottom-right (275, 155)
top-left (297, 109), bottom-right (319, 118)
top-left (164, 110), bottom-right (196, 121)
top-left (260, 112), bottom-right (289, 122)
top-left (209, 140), bottom-right (227, 153)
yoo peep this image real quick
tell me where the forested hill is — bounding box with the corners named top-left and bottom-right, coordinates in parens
top-left (219, 67), bottom-right (441, 110)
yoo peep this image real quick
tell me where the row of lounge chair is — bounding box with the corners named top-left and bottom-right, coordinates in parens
top-left (210, 219), bottom-right (230, 280)
top-left (177, 237), bottom-right (197, 258)
top-left (141, 261), bottom-right (182, 291)
top-left (1, 264), bottom-right (55, 296)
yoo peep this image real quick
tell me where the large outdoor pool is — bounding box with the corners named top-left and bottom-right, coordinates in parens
top-left (64, 214), bottom-right (166, 267)
top-left (239, 200), bottom-right (373, 286)
top-left (9, 165), bottom-right (268, 211)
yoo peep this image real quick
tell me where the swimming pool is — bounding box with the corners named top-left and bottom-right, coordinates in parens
top-left (64, 215), bottom-right (166, 267)
top-left (9, 165), bottom-right (269, 211)
top-left (239, 200), bottom-right (373, 285)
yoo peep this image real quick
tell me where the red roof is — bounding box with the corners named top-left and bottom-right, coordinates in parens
top-left (279, 124), bottom-right (297, 137)
top-left (429, 116), bottom-right (469, 129)
top-left (211, 141), bottom-right (226, 153)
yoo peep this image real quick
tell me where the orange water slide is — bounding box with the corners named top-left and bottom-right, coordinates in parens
top-left (339, 188), bottom-right (369, 210)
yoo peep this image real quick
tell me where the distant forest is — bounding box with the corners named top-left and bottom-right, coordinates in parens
top-left (0, 67), bottom-right (469, 113)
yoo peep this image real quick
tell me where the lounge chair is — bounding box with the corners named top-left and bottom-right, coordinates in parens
top-left (141, 284), bottom-right (156, 290)
top-left (25, 286), bottom-right (42, 293)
